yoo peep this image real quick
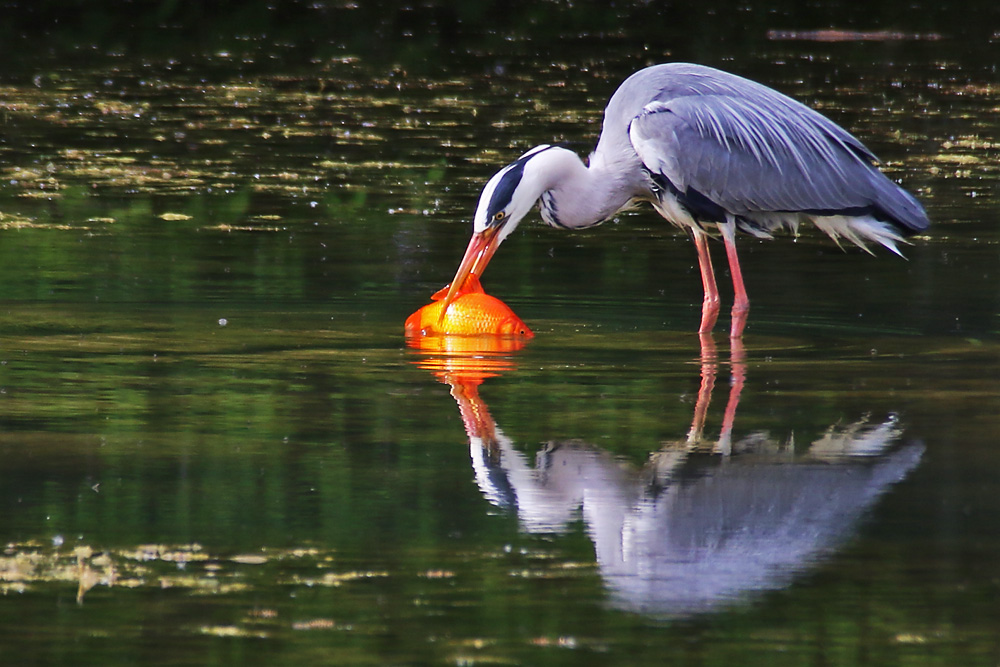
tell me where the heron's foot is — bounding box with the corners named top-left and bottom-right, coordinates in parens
top-left (729, 299), bottom-right (749, 338)
top-left (698, 295), bottom-right (721, 334)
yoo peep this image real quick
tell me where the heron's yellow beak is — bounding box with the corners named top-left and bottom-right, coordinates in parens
top-left (437, 225), bottom-right (503, 323)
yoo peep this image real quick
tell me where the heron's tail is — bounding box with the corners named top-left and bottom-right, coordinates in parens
top-left (867, 172), bottom-right (930, 236)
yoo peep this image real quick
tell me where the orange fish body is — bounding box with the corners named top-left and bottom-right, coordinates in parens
top-left (405, 275), bottom-right (533, 337)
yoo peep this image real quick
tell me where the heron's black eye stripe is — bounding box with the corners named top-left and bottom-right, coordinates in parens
top-left (485, 145), bottom-right (560, 225)
top-left (487, 164), bottom-right (526, 224)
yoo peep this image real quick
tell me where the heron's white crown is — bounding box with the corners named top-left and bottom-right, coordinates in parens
top-left (473, 145), bottom-right (554, 239)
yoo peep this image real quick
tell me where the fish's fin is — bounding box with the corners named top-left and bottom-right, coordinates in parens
top-left (430, 274), bottom-right (485, 301)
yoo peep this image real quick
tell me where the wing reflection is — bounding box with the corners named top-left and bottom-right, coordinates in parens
top-left (521, 428), bottom-right (922, 617)
top-left (408, 335), bottom-right (923, 617)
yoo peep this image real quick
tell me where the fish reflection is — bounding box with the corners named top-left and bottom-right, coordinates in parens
top-left (406, 333), bottom-right (529, 444)
top-left (409, 336), bottom-right (923, 617)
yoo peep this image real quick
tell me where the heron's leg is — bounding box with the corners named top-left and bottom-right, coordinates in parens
top-left (689, 228), bottom-right (720, 334)
top-left (720, 221), bottom-right (749, 338)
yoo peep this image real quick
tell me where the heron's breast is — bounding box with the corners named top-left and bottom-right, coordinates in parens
top-left (652, 188), bottom-right (699, 231)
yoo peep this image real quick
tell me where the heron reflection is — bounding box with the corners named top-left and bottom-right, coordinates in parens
top-left (407, 335), bottom-right (923, 617)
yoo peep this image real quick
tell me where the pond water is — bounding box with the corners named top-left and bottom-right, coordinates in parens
top-left (1, 3), bottom-right (999, 665)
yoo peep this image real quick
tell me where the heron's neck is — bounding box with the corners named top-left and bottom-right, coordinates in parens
top-left (526, 147), bottom-right (633, 229)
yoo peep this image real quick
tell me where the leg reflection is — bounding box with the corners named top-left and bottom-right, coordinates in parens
top-left (686, 334), bottom-right (718, 444)
top-left (717, 336), bottom-right (746, 454)
top-left (687, 334), bottom-right (747, 454)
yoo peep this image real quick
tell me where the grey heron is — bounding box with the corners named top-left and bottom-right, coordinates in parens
top-left (439, 63), bottom-right (929, 337)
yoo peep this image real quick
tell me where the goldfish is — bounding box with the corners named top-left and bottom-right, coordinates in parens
top-left (404, 275), bottom-right (533, 337)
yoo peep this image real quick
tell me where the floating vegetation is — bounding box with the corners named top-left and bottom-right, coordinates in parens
top-left (206, 222), bottom-right (286, 232)
top-left (0, 541), bottom-right (386, 604)
top-left (0, 543), bottom-right (121, 602)
top-left (0, 211), bottom-right (40, 229)
top-left (0, 210), bottom-right (114, 230)
top-left (198, 625), bottom-right (270, 638)
top-left (766, 29), bottom-right (943, 42)
top-left (419, 569), bottom-right (456, 579)
top-left (288, 570), bottom-right (390, 588)
top-left (291, 618), bottom-right (340, 631)
top-left (92, 99), bottom-right (150, 118)
top-left (0, 63), bottom-right (417, 204)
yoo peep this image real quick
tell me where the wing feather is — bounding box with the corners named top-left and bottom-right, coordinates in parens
top-left (628, 87), bottom-right (927, 233)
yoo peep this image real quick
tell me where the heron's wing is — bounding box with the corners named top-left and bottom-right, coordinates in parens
top-left (628, 93), bottom-right (926, 230)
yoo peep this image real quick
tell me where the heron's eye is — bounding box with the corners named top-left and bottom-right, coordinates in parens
top-left (493, 211), bottom-right (505, 222)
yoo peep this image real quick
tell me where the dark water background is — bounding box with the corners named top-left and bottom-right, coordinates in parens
top-left (1, 1), bottom-right (998, 665)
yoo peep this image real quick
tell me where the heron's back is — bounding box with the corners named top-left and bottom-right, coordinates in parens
top-left (597, 63), bottom-right (929, 237)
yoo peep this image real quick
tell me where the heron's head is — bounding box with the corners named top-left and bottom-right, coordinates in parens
top-left (439, 145), bottom-right (556, 315)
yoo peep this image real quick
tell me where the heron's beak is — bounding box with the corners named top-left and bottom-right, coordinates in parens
top-left (437, 225), bottom-right (503, 322)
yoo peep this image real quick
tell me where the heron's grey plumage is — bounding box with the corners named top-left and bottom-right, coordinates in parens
top-left (608, 64), bottom-right (929, 241)
top-left (457, 62), bottom-right (929, 335)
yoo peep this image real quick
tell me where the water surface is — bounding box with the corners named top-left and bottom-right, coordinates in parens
top-left (1, 4), bottom-right (999, 665)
